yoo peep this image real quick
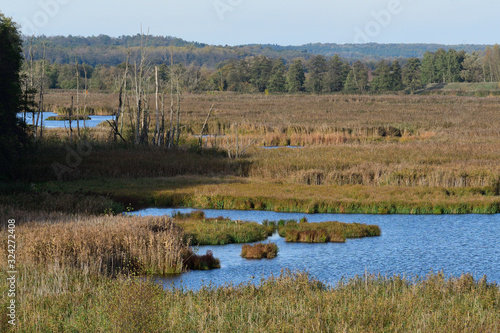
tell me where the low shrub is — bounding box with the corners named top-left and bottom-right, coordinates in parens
top-left (241, 243), bottom-right (279, 259)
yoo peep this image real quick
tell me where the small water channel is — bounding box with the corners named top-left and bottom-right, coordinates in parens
top-left (132, 208), bottom-right (500, 290)
top-left (17, 112), bottom-right (115, 129)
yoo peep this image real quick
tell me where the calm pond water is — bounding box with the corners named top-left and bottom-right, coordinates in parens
top-left (17, 112), bottom-right (115, 129)
top-left (132, 208), bottom-right (500, 290)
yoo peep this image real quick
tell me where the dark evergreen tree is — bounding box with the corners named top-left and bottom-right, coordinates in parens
top-left (344, 61), bottom-right (369, 93)
top-left (370, 60), bottom-right (392, 92)
top-left (306, 55), bottom-right (327, 93)
top-left (0, 13), bottom-right (27, 178)
top-left (267, 58), bottom-right (287, 93)
top-left (420, 51), bottom-right (436, 84)
top-left (250, 56), bottom-right (273, 92)
top-left (389, 60), bottom-right (403, 91)
top-left (325, 54), bottom-right (349, 92)
top-left (403, 58), bottom-right (423, 93)
top-left (287, 59), bottom-right (306, 93)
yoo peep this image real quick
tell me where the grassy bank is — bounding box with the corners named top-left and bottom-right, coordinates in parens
top-left (41, 176), bottom-right (500, 214)
top-left (1, 269), bottom-right (498, 332)
top-left (45, 115), bottom-right (92, 121)
top-left (278, 220), bottom-right (381, 243)
top-left (172, 211), bottom-right (273, 245)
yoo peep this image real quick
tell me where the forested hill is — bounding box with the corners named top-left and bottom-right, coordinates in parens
top-left (23, 34), bottom-right (490, 67)
top-left (266, 43), bottom-right (490, 61)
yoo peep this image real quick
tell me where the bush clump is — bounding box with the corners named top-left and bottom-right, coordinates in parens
top-left (278, 220), bottom-right (381, 243)
top-left (241, 242), bottom-right (279, 259)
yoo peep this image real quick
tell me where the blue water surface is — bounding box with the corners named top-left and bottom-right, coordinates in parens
top-left (132, 208), bottom-right (500, 290)
top-left (17, 112), bottom-right (115, 129)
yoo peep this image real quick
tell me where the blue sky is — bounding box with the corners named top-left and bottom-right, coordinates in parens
top-left (2, 0), bottom-right (498, 45)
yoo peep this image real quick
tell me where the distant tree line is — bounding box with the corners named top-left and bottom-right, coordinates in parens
top-left (24, 35), bottom-right (492, 67)
top-left (24, 46), bottom-right (500, 95)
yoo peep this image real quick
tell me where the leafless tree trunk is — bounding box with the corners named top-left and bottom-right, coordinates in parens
top-left (28, 37), bottom-right (38, 134)
top-left (120, 51), bottom-right (129, 136)
top-left (75, 55), bottom-right (80, 138)
top-left (83, 64), bottom-right (88, 130)
top-left (199, 104), bottom-right (215, 151)
top-left (175, 80), bottom-right (181, 146)
top-left (159, 93), bottom-right (165, 146)
top-left (168, 48), bottom-right (175, 148)
top-left (134, 61), bottom-right (141, 144)
top-left (154, 66), bottom-right (160, 145)
top-left (133, 30), bottom-right (151, 145)
top-left (38, 42), bottom-right (46, 141)
top-left (69, 96), bottom-right (73, 142)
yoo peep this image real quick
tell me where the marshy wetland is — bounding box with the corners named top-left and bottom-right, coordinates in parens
top-left (2, 92), bottom-right (500, 332)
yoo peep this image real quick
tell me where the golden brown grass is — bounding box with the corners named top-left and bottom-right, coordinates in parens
top-left (241, 242), bottom-right (279, 259)
top-left (278, 220), bottom-right (381, 243)
top-left (2, 268), bottom-right (498, 332)
top-left (32, 91), bottom-right (500, 190)
top-left (0, 214), bottom-right (186, 276)
top-left (0, 209), bottom-right (224, 276)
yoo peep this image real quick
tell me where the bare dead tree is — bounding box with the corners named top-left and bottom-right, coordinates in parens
top-left (159, 93), bottom-right (166, 146)
top-left (75, 54), bottom-right (80, 138)
top-left (83, 63), bottom-right (88, 130)
top-left (167, 48), bottom-right (175, 148)
top-left (175, 79), bottom-right (181, 146)
top-left (107, 53), bottom-right (129, 144)
top-left (133, 29), bottom-right (152, 145)
top-left (225, 123), bottom-right (255, 159)
top-left (199, 104), bottom-right (215, 151)
top-left (120, 51), bottom-right (130, 136)
top-left (69, 96), bottom-right (73, 142)
top-left (154, 66), bottom-right (160, 145)
top-left (38, 42), bottom-right (46, 141)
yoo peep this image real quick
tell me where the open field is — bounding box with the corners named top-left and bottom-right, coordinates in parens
top-left (33, 92), bottom-right (500, 189)
top-left (10, 92), bottom-right (500, 213)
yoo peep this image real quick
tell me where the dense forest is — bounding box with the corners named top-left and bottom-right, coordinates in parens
top-left (24, 35), bottom-right (491, 67)
top-left (22, 38), bottom-right (500, 94)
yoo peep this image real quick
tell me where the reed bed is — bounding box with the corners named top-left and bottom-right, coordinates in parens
top-left (41, 176), bottom-right (500, 214)
top-left (278, 220), bottom-right (381, 243)
top-left (44, 91), bottom-right (500, 134)
top-left (2, 269), bottom-right (498, 332)
top-left (19, 92), bottom-right (500, 190)
top-left (45, 115), bottom-right (91, 121)
top-left (241, 242), bottom-right (279, 259)
top-left (0, 212), bottom-right (222, 276)
top-left (172, 211), bottom-right (273, 245)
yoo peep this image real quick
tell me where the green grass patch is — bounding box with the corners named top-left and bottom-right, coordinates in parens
top-left (277, 219), bottom-right (381, 243)
top-left (173, 211), bottom-right (274, 245)
top-left (46, 115), bottom-right (91, 121)
top-left (42, 176), bottom-right (500, 214)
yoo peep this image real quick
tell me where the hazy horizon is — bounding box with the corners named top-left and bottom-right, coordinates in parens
top-left (2, 0), bottom-right (498, 46)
